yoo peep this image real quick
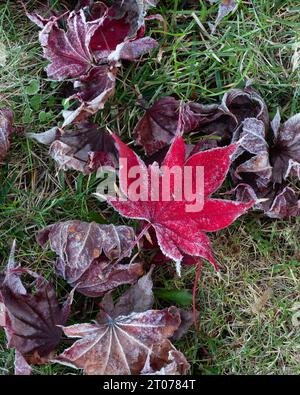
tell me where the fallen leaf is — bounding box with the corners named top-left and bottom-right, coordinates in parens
top-left (108, 133), bottom-right (254, 274)
top-left (54, 271), bottom-right (189, 375)
top-left (141, 348), bottom-right (189, 375)
top-left (111, 0), bottom-right (159, 36)
top-left (270, 112), bottom-right (300, 184)
top-left (39, 6), bottom-right (108, 80)
top-left (233, 109), bottom-right (300, 218)
top-left (0, 243), bottom-right (73, 358)
top-left (14, 351), bottom-right (32, 376)
top-left (37, 220), bottom-right (143, 296)
top-left (62, 65), bottom-right (117, 126)
top-left (134, 96), bottom-right (201, 156)
top-left (27, 121), bottom-right (118, 173)
top-left (252, 287), bottom-right (273, 314)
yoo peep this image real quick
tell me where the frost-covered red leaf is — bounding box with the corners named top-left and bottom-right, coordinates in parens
top-left (0, 109), bottom-right (14, 162)
top-left (54, 271), bottom-right (189, 375)
top-left (0, 243), bottom-right (73, 358)
top-left (38, 7), bottom-right (107, 80)
top-left (27, 121), bottom-right (118, 173)
top-left (37, 220), bottom-right (143, 297)
top-left (107, 134), bottom-right (254, 273)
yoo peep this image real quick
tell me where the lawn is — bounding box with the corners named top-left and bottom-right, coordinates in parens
top-left (0, 0), bottom-right (299, 375)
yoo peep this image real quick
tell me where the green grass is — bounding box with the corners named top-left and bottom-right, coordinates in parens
top-left (0, 0), bottom-right (300, 375)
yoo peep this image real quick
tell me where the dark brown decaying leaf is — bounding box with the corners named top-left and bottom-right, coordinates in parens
top-left (37, 220), bottom-right (143, 297)
top-left (27, 122), bottom-right (118, 173)
top-left (135, 86), bottom-right (268, 156)
top-left (134, 96), bottom-right (200, 156)
top-left (270, 112), bottom-right (300, 184)
top-left (0, 109), bottom-right (14, 162)
top-left (54, 271), bottom-right (190, 375)
top-left (141, 348), bottom-right (190, 375)
top-left (231, 117), bottom-right (272, 185)
top-left (198, 85), bottom-right (269, 144)
top-left (235, 184), bottom-right (300, 219)
top-left (232, 109), bottom-right (300, 218)
top-left (62, 66), bottom-right (117, 127)
top-left (0, 243), bottom-right (73, 359)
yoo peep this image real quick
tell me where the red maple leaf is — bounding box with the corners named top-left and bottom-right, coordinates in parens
top-left (106, 134), bottom-right (254, 274)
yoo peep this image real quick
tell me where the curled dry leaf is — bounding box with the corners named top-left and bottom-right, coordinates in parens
top-left (27, 121), bottom-right (118, 173)
top-left (54, 270), bottom-right (190, 375)
top-left (135, 86), bottom-right (268, 157)
top-left (107, 36), bottom-right (158, 63)
top-left (0, 108), bottom-right (14, 162)
top-left (135, 96), bottom-right (202, 156)
top-left (0, 242), bottom-right (73, 371)
top-left (195, 85), bottom-right (269, 144)
top-left (37, 220), bottom-right (143, 297)
top-left (233, 110), bottom-right (300, 218)
top-left (14, 351), bottom-right (32, 376)
top-left (270, 112), bottom-right (300, 184)
top-left (209, 0), bottom-right (238, 34)
top-left (141, 349), bottom-right (189, 375)
top-left (111, 0), bottom-right (159, 37)
top-left (62, 65), bottom-right (117, 127)
top-left (28, 1), bottom-right (160, 127)
top-left (236, 184), bottom-right (299, 219)
top-left (107, 133), bottom-right (254, 275)
top-left (231, 117), bottom-right (272, 185)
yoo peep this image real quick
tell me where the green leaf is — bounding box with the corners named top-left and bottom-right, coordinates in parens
top-left (154, 289), bottom-right (193, 306)
top-left (25, 79), bottom-right (40, 95)
top-left (30, 94), bottom-right (42, 111)
top-left (39, 111), bottom-right (48, 122)
top-left (22, 108), bottom-right (33, 124)
top-left (39, 111), bottom-right (53, 123)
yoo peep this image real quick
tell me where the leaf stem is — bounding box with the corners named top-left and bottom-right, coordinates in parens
top-left (115, 222), bottom-right (152, 263)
